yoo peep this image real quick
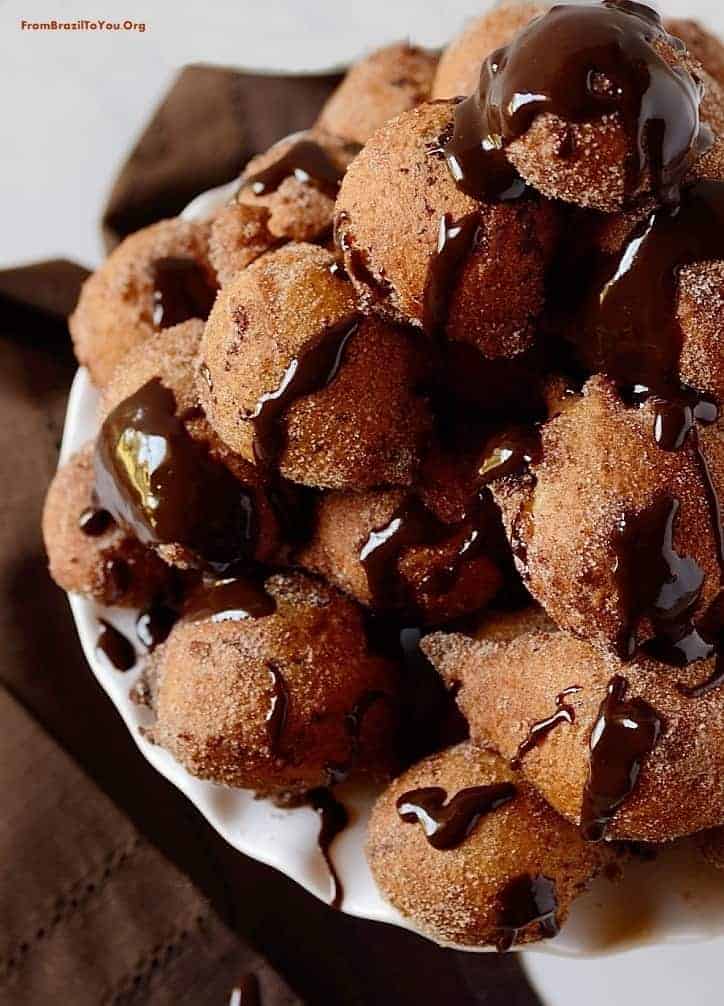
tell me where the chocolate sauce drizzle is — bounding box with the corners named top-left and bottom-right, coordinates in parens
top-left (580, 674), bottom-right (663, 841)
top-left (78, 506), bottom-right (114, 537)
top-left (265, 663), bottom-right (290, 757)
top-left (512, 686), bottom-right (581, 768)
top-left (422, 212), bottom-right (481, 337)
top-left (243, 315), bottom-right (359, 468)
top-left (151, 257), bottom-right (217, 329)
top-left (182, 575), bottom-right (277, 623)
top-left (613, 495), bottom-right (706, 661)
top-left (243, 136), bottom-right (348, 197)
top-left (478, 427), bottom-right (542, 484)
top-left (325, 689), bottom-right (388, 785)
top-left (96, 620), bottom-right (136, 671)
top-left (439, 1), bottom-right (708, 204)
top-left (577, 181), bottom-right (724, 402)
top-left (307, 787), bottom-right (348, 909)
top-left (496, 874), bottom-right (559, 951)
top-left (359, 491), bottom-right (499, 615)
top-left (396, 782), bottom-right (516, 850)
top-left (95, 379), bottom-right (259, 573)
top-left (135, 601), bottom-right (178, 651)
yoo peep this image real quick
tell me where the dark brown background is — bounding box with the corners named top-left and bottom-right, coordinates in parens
top-left (0, 66), bottom-right (541, 1005)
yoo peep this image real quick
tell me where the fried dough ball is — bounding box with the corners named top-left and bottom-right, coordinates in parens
top-left (335, 101), bottom-right (559, 357)
top-left (42, 444), bottom-right (172, 607)
top-left (198, 242), bottom-right (433, 490)
top-left (493, 12), bottom-right (706, 212)
top-left (423, 626), bottom-right (724, 843)
top-left (70, 218), bottom-right (217, 386)
top-left (236, 129), bottom-right (359, 242)
top-left (317, 43), bottom-right (438, 145)
top-left (208, 202), bottom-right (279, 287)
top-left (490, 377), bottom-right (722, 656)
top-left (432, 3), bottom-right (546, 100)
top-left (366, 742), bottom-right (610, 948)
top-left (99, 320), bottom-right (282, 569)
top-left (146, 571), bottom-right (398, 795)
top-left (667, 19), bottom-right (724, 86)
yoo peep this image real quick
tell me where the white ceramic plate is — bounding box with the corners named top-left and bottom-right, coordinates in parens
top-left (59, 181), bottom-right (724, 958)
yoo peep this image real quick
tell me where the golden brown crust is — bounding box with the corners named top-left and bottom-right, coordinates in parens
top-left (70, 219), bottom-right (216, 387)
top-left (335, 101), bottom-right (559, 356)
top-left (149, 571), bottom-right (398, 794)
top-left (432, 3), bottom-right (547, 100)
top-left (42, 445), bottom-right (172, 606)
top-left (490, 377), bottom-right (722, 654)
top-left (423, 628), bottom-right (724, 842)
top-left (318, 43), bottom-right (438, 145)
top-left (198, 242), bottom-right (433, 489)
top-left (366, 742), bottom-right (610, 947)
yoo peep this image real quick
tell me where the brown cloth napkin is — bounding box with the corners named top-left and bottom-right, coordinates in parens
top-left (0, 65), bottom-right (542, 1005)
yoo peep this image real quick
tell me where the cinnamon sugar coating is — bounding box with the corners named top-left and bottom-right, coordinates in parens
top-left (70, 218), bottom-right (216, 386)
top-left (366, 742), bottom-right (610, 947)
top-left (490, 377), bottom-right (723, 655)
top-left (147, 571), bottom-right (398, 795)
top-left (335, 101), bottom-right (559, 357)
top-left (503, 36), bottom-right (705, 212)
top-left (667, 19), bottom-right (724, 86)
top-left (237, 129), bottom-right (358, 240)
top-left (432, 3), bottom-right (546, 100)
top-left (42, 444), bottom-right (172, 607)
top-left (423, 626), bottom-right (724, 842)
top-left (198, 242), bottom-right (433, 490)
top-left (317, 43), bottom-right (438, 145)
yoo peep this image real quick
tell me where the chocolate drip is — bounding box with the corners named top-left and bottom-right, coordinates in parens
top-left (478, 427), bottom-right (542, 483)
top-left (96, 620), bottom-right (136, 671)
top-left (265, 663), bottom-right (290, 757)
top-left (243, 136), bottom-right (348, 197)
top-left (78, 506), bottom-right (114, 536)
top-left (580, 674), bottom-right (663, 841)
top-left (307, 787), bottom-right (348, 909)
top-left (577, 182), bottom-right (724, 399)
top-left (243, 315), bottom-right (359, 468)
top-left (512, 685), bottom-right (581, 767)
top-left (440, 1), bottom-right (708, 204)
top-left (438, 95), bottom-right (526, 202)
top-left (228, 973), bottom-right (262, 1006)
top-left (496, 874), bottom-right (559, 951)
top-left (359, 492), bottom-right (500, 615)
top-left (182, 575), bottom-right (277, 623)
top-left (151, 257), bottom-right (217, 329)
top-left (396, 782), bottom-right (516, 850)
top-left (613, 495), bottom-right (705, 661)
top-left (325, 689), bottom-right (388, 785)
top-left (575, 179), bottom-right (724, 673)
top-left (95, 379), bottom-right (259, 573)
top-left (422, 212), bottom-right (481, 337)
top-left (104, 557), bottom-right (132, 602)
top-left (136, 602), bottom-right (178, 650)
